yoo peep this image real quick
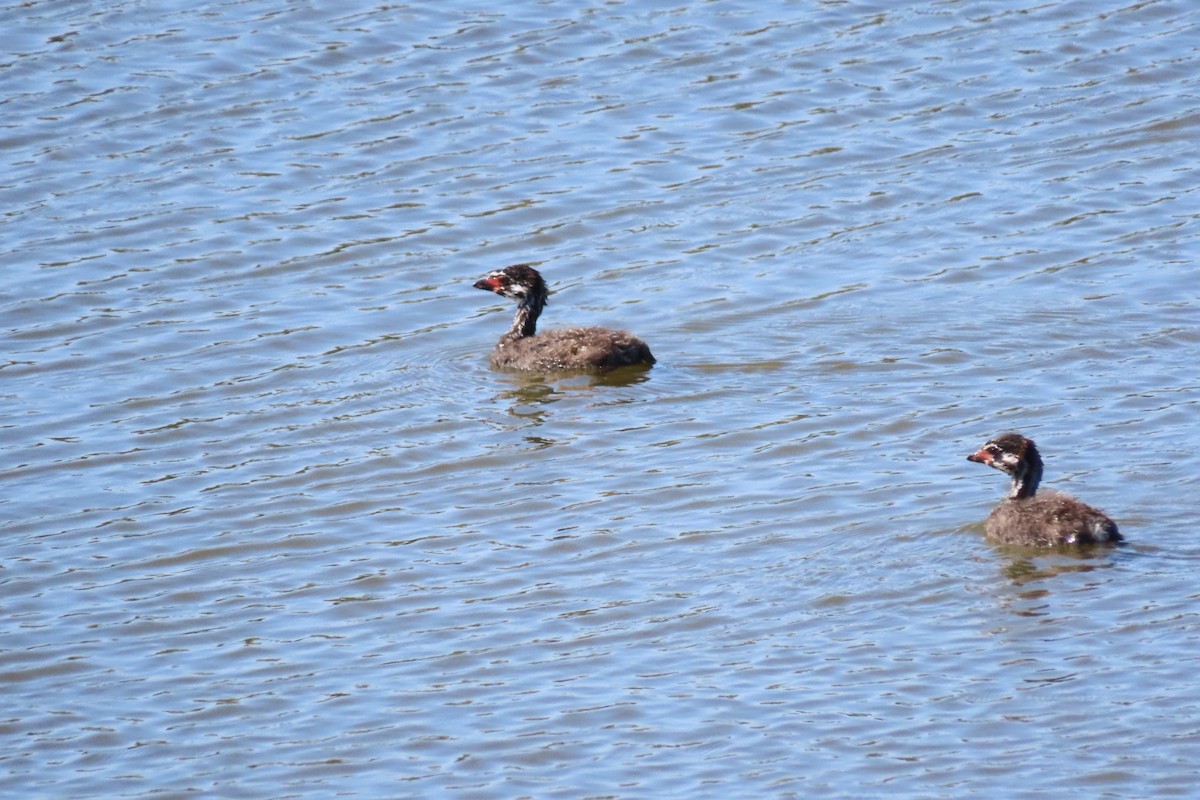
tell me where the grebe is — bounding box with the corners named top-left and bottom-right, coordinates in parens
top-left (473, 264), bottom-right (654, 372)
top-left (967, 432), bottom-right (1121, 546)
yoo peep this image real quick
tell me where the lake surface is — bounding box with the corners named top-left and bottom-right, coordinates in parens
top-left (3, 0), bottom-right (1199, 797)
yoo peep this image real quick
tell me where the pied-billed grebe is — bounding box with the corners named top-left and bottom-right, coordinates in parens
top-left (967, 432), bottom-right (1121, 546)
top-left (473, 264), bottom-right (654, 372)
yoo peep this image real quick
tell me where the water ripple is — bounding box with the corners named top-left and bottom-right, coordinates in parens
top-left (3, 1), bottom-right (1200, 797)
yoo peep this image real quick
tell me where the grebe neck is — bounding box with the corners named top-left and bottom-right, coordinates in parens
top-left (1009, 455), bottom-right (1042, 500)
top-left (504, 292), bottom-right (545, 341)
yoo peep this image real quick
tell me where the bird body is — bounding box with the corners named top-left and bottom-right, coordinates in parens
top-left (474, 264), bottom-right (654, 372)
top-left (967, 433), bottom-right (1121, 546)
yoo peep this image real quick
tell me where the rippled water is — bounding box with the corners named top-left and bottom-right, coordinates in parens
top-left (4, 0), bottom-right (1199, 797)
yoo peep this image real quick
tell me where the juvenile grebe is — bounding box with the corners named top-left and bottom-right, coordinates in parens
top-left (473, 264), bottom-right (654, 372)
top-left (967, 432), bottom-right (1121, 546)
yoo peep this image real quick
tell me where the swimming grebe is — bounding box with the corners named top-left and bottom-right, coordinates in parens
top-left (473, 264), bottom-right (654, 372)
top-left (967, 432), bottom-right (1121, 546)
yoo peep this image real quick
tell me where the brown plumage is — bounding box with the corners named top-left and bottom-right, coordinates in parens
top-left (967, 432), bottom-right (1121, 546)
top-left (473, 264), bottom-right (654, 372)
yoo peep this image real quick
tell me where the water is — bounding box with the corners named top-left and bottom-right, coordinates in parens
top-left (3, 0), bottom-right (1199, 797)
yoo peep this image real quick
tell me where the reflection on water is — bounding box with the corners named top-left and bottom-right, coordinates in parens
top-left (492, 365), bottom-right (656, 396)
top-left (999, 547), bottom-right (1119, 588)
top-left (487, 368), bottom-right (656, 446)
top-left (4, 0), bottom-right (1200, 798)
